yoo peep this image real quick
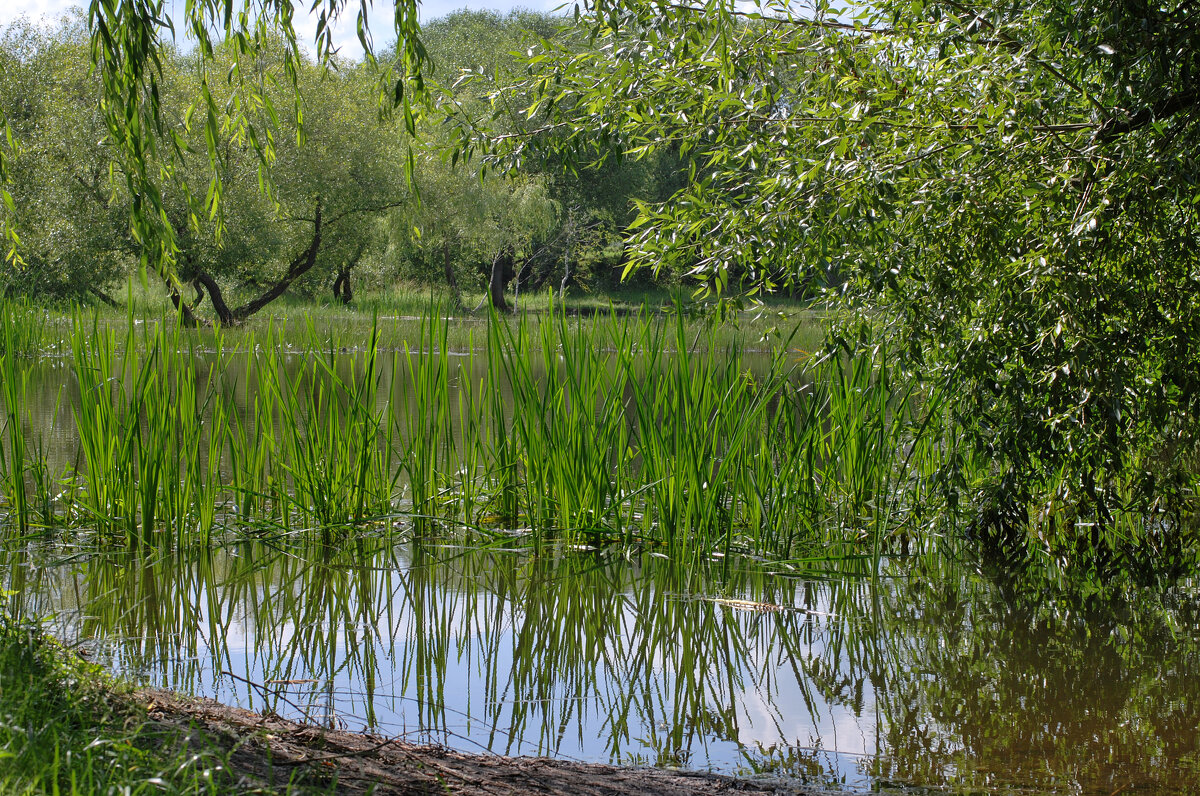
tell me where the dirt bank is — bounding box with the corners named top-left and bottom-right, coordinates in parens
top-left (138, 688), bottom-right (820, 795)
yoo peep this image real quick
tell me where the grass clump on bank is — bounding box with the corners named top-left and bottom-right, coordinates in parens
top-left (0, 610), bottom-right (244, 795)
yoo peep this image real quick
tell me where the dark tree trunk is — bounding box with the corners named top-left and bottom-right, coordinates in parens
top-left (332, 268), bottom-right (346, 303)
top-left (443, 241), bottom-right (461, 308)
top-left (331, 240), bottom-right (367, 306)
top-left (195, 271), bottom-right (236, 326)
top-left (167, 283), bottom-right (204, 328)
top-left (88, 286), bottom-right (120, 307)
top-left (233, 199), bottom-right (323, 322)
top-left (332, 267), bottom-right (354, 304)
top-left (488, 248), bottom-right (513, 313)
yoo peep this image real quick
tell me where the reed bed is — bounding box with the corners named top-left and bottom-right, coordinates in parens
top-left (0, 305), bottom-right (931, 562)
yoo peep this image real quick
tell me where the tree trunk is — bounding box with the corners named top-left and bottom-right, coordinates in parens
top-left (512, 256), bottom-right (529, 313)
top-left (559, 211), bottom-right (578, 302)
top-left (167, 283), bottom-right (204, 328)
top-left (558, 254), bottom-right (571, 302)
top-left (332, 267), bottom-right (354, 305)
top-left (232, 198), bottom-right (323, 322)
top-left (443, 241), bottom-right (461, 309)
top-left (189, 278), bottom-right (205, 309)
top-left (88, 286), bottom-right (120, 308)
top-left (488, 248), bottom-right (512, 313)
top-left (195, 271), bottom-right (236, 326)
top-left (332, 268), bottom-right (347, 303)
top-left (331, 240), bottom-right (366, 305)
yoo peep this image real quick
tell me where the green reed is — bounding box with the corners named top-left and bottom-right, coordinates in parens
top-left (70, 314), bottom-right (137, 541)
top-left (272, 319), bottom-right (398, 531)
top-left (5, 303), bottom-right (935, 563)
top-left (68, 313), bottom-right (223, 546)
top-left (396, 309), bottom-right (457, 531)
top-left (0, 299), bottom-right (47, 360)
top-left (488, 304), bottom-right (637, 544)
top-left (0, 330), bottom-right (29, 535)
top-left (226, 326), bottom-right (284, 525)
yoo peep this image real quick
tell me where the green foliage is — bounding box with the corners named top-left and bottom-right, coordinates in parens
top-left (5, 0), bottom-right (1195, 575)
top-left (0, 16), bottom-right (417, 316)
top-left (468, 0), bottom-right (1200, 575)
top-left (385, 141), bottom-right (558, 301)
top-left (427, 9), bottom-right (688, 296)
top-left (0, 10), bottom-right (685, 314)
top-left (0, 17), bottom-right (134, 300)
top-left (77, 0), bottom-right (425, 296)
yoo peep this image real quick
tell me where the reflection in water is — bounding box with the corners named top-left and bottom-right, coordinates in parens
top-left (3, 540), bottom-right (1199, 794)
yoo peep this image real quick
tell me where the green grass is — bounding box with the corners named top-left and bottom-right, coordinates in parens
top-left (0, 609), bottom-right (264, 795)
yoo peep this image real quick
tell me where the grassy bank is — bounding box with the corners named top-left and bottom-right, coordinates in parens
top-left (0, 610), bottom-right (260, 795)
top-left (6, 281), bottom-right (829, 358)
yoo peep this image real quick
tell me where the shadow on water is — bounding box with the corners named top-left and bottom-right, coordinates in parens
top-left (3, 538), bottom-right (1200, 794)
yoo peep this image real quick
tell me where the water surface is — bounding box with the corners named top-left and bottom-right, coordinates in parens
top-left (4, 539), bottom-right (1198, 795)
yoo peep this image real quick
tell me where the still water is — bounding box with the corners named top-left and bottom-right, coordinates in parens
top-left (3, 537), bottom-right (1199, 795)
top-left (4, 326), bottom-right (1199, 795)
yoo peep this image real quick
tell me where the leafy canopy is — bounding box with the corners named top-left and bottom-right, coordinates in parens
top-left (1, 0), bottom-right (427, 292)
top-left (465, 0), bottom-right (1200, 569)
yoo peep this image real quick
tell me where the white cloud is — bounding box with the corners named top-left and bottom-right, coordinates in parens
top-left (0, 0), bottom-right (79, 27)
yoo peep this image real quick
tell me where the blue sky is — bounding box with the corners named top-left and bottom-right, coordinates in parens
top-left (0, 1), bottom-right (568, 58)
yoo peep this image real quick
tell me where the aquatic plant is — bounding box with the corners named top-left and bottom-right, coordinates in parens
top-left (1, 304), bottom-right (940, 567)
top-left (0, 328), bottom-right (28, 535)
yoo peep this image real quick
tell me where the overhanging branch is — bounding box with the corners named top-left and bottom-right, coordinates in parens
top-left (1098, 88), bottom-right (1200, 143)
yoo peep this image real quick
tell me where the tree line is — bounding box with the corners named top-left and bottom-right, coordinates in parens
top-left (0, 9), bottom-right (684, 318)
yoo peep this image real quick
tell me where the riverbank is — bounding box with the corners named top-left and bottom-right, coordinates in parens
top-left (0, 616), bottom-right (816, 795)
top-left (137, 688), bottom-right (815, 795)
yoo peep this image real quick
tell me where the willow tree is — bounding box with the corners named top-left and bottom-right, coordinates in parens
top-left (171, 44), bottom-right (413, 324)
top-left (463, 0), bottom-right (1200, 576)
top-left (0, 17), bottom-right (134, 301)
top-left (384, 139), bottom-right (557, 310)
top-left (0, 0), bottom-right (427, 312)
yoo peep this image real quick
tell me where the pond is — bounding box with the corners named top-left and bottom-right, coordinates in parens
top-left (3, 538), bottom-right (1200, 795)
top-left (2, 313), bottom-right (1199, 795)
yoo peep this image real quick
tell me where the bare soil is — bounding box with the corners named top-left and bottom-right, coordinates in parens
top-left (138, 688), bottom-right (821, 796)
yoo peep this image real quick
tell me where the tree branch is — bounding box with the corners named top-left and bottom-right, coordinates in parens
top-left (1097, 88), bottom-right (1200, 143)
top-left (232, 198), bottom-right (323, 321)
top-left (940, 0), bottom-right (1108, 118)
